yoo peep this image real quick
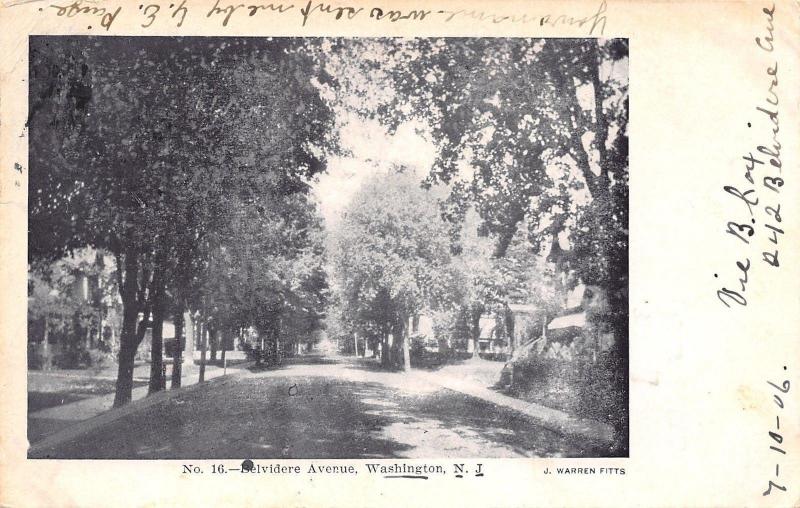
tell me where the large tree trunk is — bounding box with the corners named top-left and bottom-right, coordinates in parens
top-left (113, 249), bottom-right (142, 408)
top-left (148, 275), bottom-right (166, 394)
top-left (171, 306), bottom-right (184, 389)
top-left (184, 311), bottom-right (195, 364)
top-left (114, 339), bottom-right (137, 407)
top-left (380, 329), bottom-right (390, 368)
top-left (388, 324), bottom-right (402, 369)
top-left (210, 326), bottom-right (218, 362)
top-left (607, 262), bottom-right (629, 455)
top-left (113, 305), bottom-right (150, 407)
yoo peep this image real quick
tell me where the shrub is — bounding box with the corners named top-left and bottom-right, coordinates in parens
top-left (86, 348), bottom-right (114, 369)
top-left (54, 342), bottom-right (91, 369)
top-left (512, 351), bottom-right (625, 426)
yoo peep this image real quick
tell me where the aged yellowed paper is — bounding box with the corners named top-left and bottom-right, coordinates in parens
top-left (0, 0), bottom-right (798, 506)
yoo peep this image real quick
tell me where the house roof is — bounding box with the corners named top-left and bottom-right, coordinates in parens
top-left (547, 312), bottom-right (586, 330)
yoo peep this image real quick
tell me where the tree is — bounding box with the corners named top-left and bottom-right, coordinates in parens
top-left (331, 169), bottom-right (455, 371)
top-left (28, 37), bottom-right (337, 405)
top-left (316, 37), bottom-right (627, 330)
top-left (197, 190), bottom-right (328, 365)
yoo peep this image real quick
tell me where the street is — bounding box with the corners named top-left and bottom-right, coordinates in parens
top-left (26, 36), bottom-right (629, 464)
top-left (30, 354), bottom-right (604, 459)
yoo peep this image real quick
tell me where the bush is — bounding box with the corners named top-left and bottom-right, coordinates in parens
top-left (49, 342), bottom-right (114, 370)
top-left (512, 352), bottom-right (625, 427)
top-left (478, 352), bottom-right (508, 362)
top-left (86, 348), bottom-right (114, 369)
top-left (53, 341), bottom-right (89, 369)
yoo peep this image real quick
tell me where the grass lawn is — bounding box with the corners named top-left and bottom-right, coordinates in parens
top-left (28, 368), bottom-right (148, 413)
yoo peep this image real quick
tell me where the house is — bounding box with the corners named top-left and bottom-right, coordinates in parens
top-left (542, 284), bottom-right (614, 360)
top-left (503, 284), bottom-right (615, 367)
top-left (545, 310), bottom-right (585, 344)
top-left (466, 316), bottom-right (506, 354)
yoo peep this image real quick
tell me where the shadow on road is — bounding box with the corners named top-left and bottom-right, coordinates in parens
top-left (30, 354), bottom-right (609, 459)
top-left (31, 377), bottom-right (417, 459)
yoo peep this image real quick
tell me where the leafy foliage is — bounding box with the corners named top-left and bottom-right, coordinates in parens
top-left (29, 37), bottom-right (337, 402)
top-left (331, 170), bottom-right (455, 353)
top-left (316, 37), bottom-right (628, 293)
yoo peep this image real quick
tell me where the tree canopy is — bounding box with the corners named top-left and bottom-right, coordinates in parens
top-left (29, 37), bottom-right (337, 404)
top-left (315, 36), bottom-right (628, 355)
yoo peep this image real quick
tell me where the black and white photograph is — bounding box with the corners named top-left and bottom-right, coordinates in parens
top-left (26, 36), bottom-right (629, 459)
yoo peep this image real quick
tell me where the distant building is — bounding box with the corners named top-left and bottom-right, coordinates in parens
top-left (466, 316), bottom-right (505, 354)
top-left (510, 284), bottom-right (614, 363)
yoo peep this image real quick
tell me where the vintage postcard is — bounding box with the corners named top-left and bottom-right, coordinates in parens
top-left (0, 0), bottom-right (798, 507)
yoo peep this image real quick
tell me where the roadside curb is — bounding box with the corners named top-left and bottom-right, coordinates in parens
top-left (28, 362), bottom-right (255, 458)
top-left (413, 371), bottom-right (615, 445)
